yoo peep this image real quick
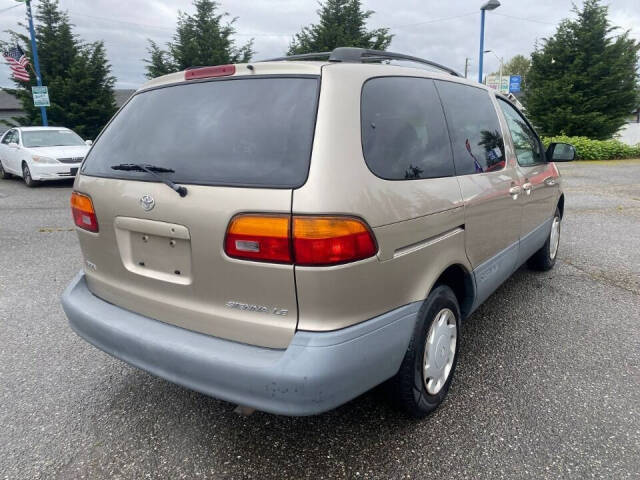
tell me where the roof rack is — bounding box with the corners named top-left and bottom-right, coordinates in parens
top-left (261, 47), bottom-right (461, 77)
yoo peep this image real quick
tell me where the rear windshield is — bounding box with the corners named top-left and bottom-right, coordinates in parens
top-left (82, 76), bottom-right (319, 188)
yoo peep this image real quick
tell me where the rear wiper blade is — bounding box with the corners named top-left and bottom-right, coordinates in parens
top-left (111, 163), bottom-right (174, 173)
top-left (111, 163), bottom-right (187, 197)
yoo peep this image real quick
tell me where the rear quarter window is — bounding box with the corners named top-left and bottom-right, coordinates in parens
top-left (361, 76), bottom-right (454, 180)
top-left (82, 76), bottom-right (319, 188)
top-left (435, 81), bottom-right (505, 175)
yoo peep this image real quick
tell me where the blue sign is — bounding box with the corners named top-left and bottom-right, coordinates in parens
top-left (509, 75), bottom-right (522, 93)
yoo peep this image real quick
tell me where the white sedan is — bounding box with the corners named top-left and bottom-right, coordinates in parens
top-left (0, 126), bottom-right (92, 187)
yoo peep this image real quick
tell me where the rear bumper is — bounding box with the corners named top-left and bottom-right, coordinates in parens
top-left (61, 272), bottom-right (419, 415)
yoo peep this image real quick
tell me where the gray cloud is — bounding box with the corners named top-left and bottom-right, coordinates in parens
top-left (0, 0), bottom-right (638, 89)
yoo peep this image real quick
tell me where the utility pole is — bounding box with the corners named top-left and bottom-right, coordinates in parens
top-left (464, 58), bottom-right (470, 78)
top-left (17, 0), bottom-right (48, 126)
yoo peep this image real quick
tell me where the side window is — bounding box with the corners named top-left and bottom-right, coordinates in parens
top-left (361, 76), bottom-right (454, 180)
top-left (497, 99), bottom-right (544, 167)
top-left (2, 130), bottom-right (15, 144)
top-left (435, 81), bottom-right (505, 175)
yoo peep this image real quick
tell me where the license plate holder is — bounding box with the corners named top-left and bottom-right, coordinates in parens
top-left (114, 217), bottom-right (193, 285)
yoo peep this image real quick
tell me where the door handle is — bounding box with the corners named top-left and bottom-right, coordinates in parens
top-left (509, 185), bottom-right (521, 200)
top-left (522, 182), bottom-right (532, 195)
top-left (544, 177), bottom-right (556, 186)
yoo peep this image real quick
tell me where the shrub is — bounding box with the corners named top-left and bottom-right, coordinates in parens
top-left (541, 135), bottom-right (640, 160)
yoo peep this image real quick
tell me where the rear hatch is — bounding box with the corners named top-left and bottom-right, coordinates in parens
top-left (74, 73), bottom-right (319, 348)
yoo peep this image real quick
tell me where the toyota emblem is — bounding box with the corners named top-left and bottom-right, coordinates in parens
top-left (139, 194), bottom-right (155, 212)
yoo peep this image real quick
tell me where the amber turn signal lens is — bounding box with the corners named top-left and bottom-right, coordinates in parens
top-left (225, 214), bottom-right (291, 263)
top-left (71, 191), bottom-right (99, 232)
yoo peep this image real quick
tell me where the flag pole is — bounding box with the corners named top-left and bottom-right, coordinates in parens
top-left (24, 0), bottom-right (47, 126)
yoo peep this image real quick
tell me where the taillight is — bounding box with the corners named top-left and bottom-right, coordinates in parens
top-left (70, 191), bottom-right (99, 232)
top-left (225, 214), bottom-right (291, 263)
top-left (185, 64), bottom-right (235, 80)
top-left (224, 214), bottom-right (377, 266)
top-left (293, 216), bottom-right (377, 266)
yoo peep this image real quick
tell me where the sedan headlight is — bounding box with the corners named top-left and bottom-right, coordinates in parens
top-left (31, 155), bottom-right (58, 164)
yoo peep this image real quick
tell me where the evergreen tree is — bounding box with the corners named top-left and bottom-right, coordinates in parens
top-left (144, 40), bottom-right (174, 78)
top-left (143, 0), bottom-right (253, 79)
top-left (288, 0), bottom-right (392, 55)
top-left (2, 0), bottom-right (116, 139)
top-left (524, 0), bottom-right (639, 139)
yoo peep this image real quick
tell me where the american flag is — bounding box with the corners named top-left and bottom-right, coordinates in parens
top-left (3, 45), bottom-right (30, 82)
top-left (465, 138), bottom-right (484, 173)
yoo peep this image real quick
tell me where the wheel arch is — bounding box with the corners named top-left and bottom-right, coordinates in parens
top-left (432, 263), bottom-right (475, 320)
top-left (557, 194), bottom-right (565, 218)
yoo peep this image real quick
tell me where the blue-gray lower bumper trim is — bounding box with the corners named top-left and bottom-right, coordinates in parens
top-left (61, 272), bottom-right (420, 416)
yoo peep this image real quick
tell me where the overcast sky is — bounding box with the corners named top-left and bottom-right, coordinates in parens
top-left (0, 0), bottom-right (638, 89)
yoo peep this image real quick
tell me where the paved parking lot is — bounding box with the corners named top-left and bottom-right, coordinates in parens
top-left (1, 161), bottom-right (639, 479)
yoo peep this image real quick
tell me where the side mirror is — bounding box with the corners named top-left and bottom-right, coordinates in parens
top-left (85, 139), bottom-right (93, 146)
top-left (8, 142), bottom-right (18, 148)
top-left (547, 142), bottom-right (576, 162)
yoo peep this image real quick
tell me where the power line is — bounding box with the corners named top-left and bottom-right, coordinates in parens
top-left (68, 12), bottom-right (174, 32)
top-left (390, 11), bottom-right (478, 29)
top-left (65, 9), bottom-right (481, 39)
top-left (494, 11), bottom-right (640, 36)
top-left (492, 12), bottom-right (556, 26)
top-left (67, 10), bottom-right (295, 37)
top-left (0, 4), bottom-right (20, 14)
top-left (6, 3), bottom-right (636, 39)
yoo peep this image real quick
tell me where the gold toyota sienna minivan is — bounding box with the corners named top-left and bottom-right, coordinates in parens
top-left (61, 48), bottom-right (576, 417)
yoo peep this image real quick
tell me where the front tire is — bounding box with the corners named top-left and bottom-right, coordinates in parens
top-left (22, 163), bottom-right (37, 188)
top-left (527, 208), bottom-right (561, 271)
top-left (389, 285), bottom-right (461, 418)
top-left (0, 160), bottom-right (10, 179)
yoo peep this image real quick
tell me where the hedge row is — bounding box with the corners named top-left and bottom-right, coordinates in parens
top-left (541, 135), bottom-right (640, 160)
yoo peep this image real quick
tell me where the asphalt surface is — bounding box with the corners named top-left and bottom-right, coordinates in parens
top-left (1, 161), bottom-right (639, 479)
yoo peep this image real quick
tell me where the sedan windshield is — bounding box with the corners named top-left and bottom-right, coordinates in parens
top-left (22, 130), bottom-right (86, 148)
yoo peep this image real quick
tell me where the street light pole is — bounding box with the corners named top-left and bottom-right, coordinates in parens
top-left (21, 0), bottom-right (48, 126)
top-left (478, 0), bottom-right (500, 84)
top-left (478, 9), bottom-right (485, 83)
top-left (484, 49), bottom-right (504, 93)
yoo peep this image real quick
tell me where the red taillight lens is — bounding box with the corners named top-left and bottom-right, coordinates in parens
top-left (224, 214), bottom-right (377, 266)
top-left (71, 191), bottom-right (99, 232)
top-left (225, 214), bottom-right (291, 263)
top-left (293, 216), bottom-right (377, 266)
top-left (185, 64), bottom-right (236, 80)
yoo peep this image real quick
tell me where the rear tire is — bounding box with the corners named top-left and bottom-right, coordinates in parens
top-left (0, 160), bottom-right (10, 179)
top-left (22, 162), bottom-right (37, 188)
top-left (388, 285), bottom-right (461, 418)
top-left (527, 208), bottom-right (561, 271)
